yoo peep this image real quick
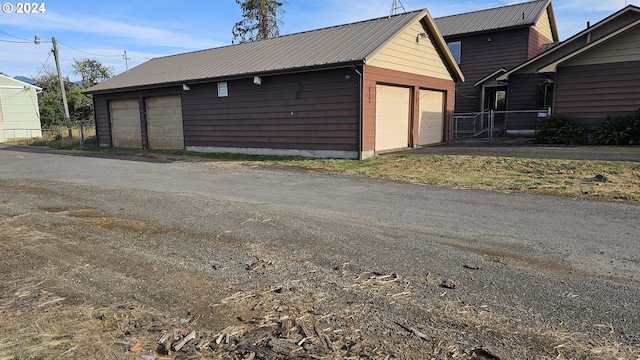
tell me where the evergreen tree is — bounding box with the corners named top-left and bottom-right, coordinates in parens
top-left (232, 0), bottom-right (285, 43)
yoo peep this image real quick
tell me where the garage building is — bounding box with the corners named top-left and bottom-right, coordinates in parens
top-left (86, 9), bottom-right (463, 159)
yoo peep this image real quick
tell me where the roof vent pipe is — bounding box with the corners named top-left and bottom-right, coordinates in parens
top-left (587, 21), bottom-right (590, 28)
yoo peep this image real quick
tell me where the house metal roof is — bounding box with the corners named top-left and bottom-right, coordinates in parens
top-left (88, 9), bottom-right (460, 94)
top-left (434, 0), bottom-right (552, 37)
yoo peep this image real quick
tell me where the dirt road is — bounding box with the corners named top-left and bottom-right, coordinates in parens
top-left (1, 145), bottom-right (639, 359)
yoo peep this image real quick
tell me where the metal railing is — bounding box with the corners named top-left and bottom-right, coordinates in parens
top-left (451, 108), bottom-right (551, 143)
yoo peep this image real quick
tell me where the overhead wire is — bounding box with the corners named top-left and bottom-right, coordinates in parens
top-left (0, 30), bottom-right (31, 41)
top-left (58, 41), bottom-right (122, 58)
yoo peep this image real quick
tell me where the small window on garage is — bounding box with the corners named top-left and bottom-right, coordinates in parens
top-left (217, 82), bottom-right (228, 97)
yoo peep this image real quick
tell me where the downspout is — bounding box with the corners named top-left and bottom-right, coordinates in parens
top-left (353, 64), bottom-right (363, 160)
top-left (92, 95), bottom-right (99, 146)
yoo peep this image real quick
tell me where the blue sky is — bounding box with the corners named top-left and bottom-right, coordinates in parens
top-left (1, 0), bottom-right (638, 81)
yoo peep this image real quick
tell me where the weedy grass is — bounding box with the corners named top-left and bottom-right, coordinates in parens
top-left (274, 154), bottom-right (640, 202)
top-left (27, 143), bottom-right (640, 202)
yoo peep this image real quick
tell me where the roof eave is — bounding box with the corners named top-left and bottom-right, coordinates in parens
top-left (442, 24), bottom-right (533, 40)
top-left (498, 5), bottom-right (640, 81)
top-left (545, 1), bottom-right (560, 42)
top-left (537, 18), bottom-right (640, 74)
top-left (85, 60), bottom-right (366, 95)
top-left (423, 12), bottom-right (465, 82)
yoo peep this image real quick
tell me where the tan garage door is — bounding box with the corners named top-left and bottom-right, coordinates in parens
top-left (146, 95), bottom-right (184, 150)
top-left (418, 90), bottom-right (444, 145)
top-left (375, 85), bottom-right (410, 151)
top-left (109, 98), bottom-right (142, 148)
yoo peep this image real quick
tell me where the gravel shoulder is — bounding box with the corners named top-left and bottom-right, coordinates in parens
top-left (1, 145), bottom-right (639, 359)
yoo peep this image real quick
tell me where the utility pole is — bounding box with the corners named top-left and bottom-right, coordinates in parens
top-left (51, 37), bottom-right (72, 138)
top-left (123, 50), bottom-right (130, 71)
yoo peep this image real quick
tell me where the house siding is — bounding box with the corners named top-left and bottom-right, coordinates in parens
top-left (533, 7), bottom-right (554, 42)
top-left (514, 11), bottom-right (640, 74)
top-left (367, 21), bottom-right (454, 81)
top-left (554, 60), bottom-right (640, 129)
top-left (528, 27), bottom-right (554, 59)
top-left (181, 68), bottom-right (359, 152)
top-left (362, 65), bottom-right (455, 153)
top-left (447, 28), bottom-right (531, 113)
top-left (563, 25), bottom-right (640, 67)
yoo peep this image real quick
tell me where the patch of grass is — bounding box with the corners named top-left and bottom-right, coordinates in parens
top-left (27, 143), bottom-right (640, 202)
top-left (273, 153), bottom-right (640, 202)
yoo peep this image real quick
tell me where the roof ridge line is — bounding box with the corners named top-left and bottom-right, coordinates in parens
top-left (149, 8), bottom-right (427, 62)
top-left (434, 0), bottom-right (544, 20)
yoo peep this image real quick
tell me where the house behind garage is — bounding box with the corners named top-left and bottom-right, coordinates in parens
top-left (0, 74), bottom-right (42, 143)
top-left (497, 5), bottom-right (640, 129)
top-left (434, 0), bottom-right (558, 114)
top-left (86, 9), bottom-right (463, 159)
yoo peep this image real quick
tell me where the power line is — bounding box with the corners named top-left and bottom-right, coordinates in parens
top-left (58, 41), bottom-right (122, 58)
top-left (33, 51), bottom-right (53, 79)
top-left (0, 30), bottom-right (30, 41)
top-left (0, 39), bottom-right (33, 43)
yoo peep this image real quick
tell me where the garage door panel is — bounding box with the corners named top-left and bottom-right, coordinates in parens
top-left (109, 98), bottom-right (142, 148)
top-left (375, 85), bottom-right (410, 151)
top-left (418, 90), bottom-right (444, 145)
top-left (146, 95), bottom-right (184, 150)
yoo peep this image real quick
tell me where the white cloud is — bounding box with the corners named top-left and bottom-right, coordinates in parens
top-left (1, 10), bottom-right (225, 50)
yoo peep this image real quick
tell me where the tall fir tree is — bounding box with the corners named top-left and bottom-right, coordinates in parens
top-left (232, 0), bottom-right (285, 43)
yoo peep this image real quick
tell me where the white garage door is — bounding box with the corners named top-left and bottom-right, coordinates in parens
top-left (375, 85), bottom-right (410, 152)
top-left (109, 98), bottom-right (142, 148)
top-left (418, 90), bottom-right (444, 145)
top-left (146, 95), bottom-right (184, 150)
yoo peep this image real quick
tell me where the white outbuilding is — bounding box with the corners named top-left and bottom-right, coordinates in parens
top-left (0, 74), bottom-right (42, 143)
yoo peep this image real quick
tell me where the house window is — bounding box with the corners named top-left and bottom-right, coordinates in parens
top-left (217, 82), bottom-right (228, 97)
top-left (447, 41), bottom-right (461, 64)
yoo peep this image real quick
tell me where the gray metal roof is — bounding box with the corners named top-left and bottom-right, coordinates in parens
top-left (434, 0), bottom-right (551, 37)
top-left (88, 10), bottom-right (434, 93)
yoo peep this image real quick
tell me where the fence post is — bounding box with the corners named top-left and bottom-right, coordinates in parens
top-left (489, 110), bottom-right (494, 144)
top-left (79, 121), bottom-right (85, 146)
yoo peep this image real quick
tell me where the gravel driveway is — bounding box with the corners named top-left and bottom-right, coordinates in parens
top-left (1, 144), bottom-right (638, 359)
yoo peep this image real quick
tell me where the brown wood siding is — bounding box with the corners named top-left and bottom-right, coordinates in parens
top-left (93, 94), bottom-right (110, 146)
top-left (555, 60), bottom-right (640, 129)
top-left (447, 28), bottom-right (531, 113)
top-left (506, 73), bottom-right (545, 110)
top-left (181, 68), bottom-right (359, 151)
top-left (93, 87), bottom-right (182, 148)
top-left (528, 27), bottom-right (553, 59)
top-left (362, 65), bottom-right (455, 152)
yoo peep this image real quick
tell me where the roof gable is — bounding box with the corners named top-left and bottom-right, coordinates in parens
top-left (538, 19), bottom-right (640, 73)
top-left (497, 5), bottom-right (640, 80)
top-left (434, 0), bottom-right (556, 39)
top-left (367, 11), bottom-right (463, 82)
top-left (87, 9), bottom-right (461, 94)
top-left (0, 74), bottom-right (42, 90)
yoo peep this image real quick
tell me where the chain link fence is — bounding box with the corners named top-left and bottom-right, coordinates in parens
top-left (451, 109), bottom-right (551, 143)
top-left (1, 120), bottom-right (97, 146)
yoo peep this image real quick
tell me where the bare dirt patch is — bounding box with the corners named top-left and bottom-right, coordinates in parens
top-left (1, 179), bottom-right (638, 359)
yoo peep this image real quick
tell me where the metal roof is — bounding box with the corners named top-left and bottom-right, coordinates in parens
top-left (88, 9), bottom-right (447, 93)
top-left (434, 0), bottom-right (551, 37)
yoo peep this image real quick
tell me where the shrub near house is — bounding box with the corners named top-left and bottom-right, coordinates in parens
top-left (595, 109), bottom-right (640, 145)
